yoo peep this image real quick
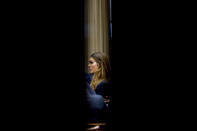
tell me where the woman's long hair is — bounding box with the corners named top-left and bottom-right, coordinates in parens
top-left (90, 52), bottom-right (111, 90)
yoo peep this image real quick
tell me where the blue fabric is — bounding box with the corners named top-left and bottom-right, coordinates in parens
top-left (95, 81), bottom-right (111, 98)
top-left (85, 73), bottom-right (112, 122)
top-left (86, 82), bottom-right (106, 122)
top-left (85, 73), bottom-right (93, 84)
top-left (86, 73), bottom-right (112, 98)
top-left (86, 82), bottom-right (96, 95)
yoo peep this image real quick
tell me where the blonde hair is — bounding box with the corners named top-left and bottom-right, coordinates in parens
top-left (90, 52), bottom-right (111, 90)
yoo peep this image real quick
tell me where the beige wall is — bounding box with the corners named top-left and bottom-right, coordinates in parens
top-left (84, 0), bottom-right (110, 72)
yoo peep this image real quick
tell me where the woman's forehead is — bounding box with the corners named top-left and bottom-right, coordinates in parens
top-left (89, 57), bottom-right (96, 61)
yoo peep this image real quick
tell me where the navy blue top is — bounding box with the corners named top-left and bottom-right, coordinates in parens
top-left (86, 82), bottom-right (105, 111)
top-left (86, 73), bottom-right (112, 99)
top-left (85, 73), bottom-right (93, 84)
top-left (86, 82), bottom-right (106, 122)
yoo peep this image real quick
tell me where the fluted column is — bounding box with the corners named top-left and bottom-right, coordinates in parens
top-left (85, 0), bottom-right (110, 71)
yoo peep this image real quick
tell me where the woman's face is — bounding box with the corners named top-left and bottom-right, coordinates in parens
top-left (88, 57), bottom-right (99, 74)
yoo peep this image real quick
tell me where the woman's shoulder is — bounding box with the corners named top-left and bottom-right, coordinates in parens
top-left (96, 80), bottom-right (112, 98)
top-left (99, 80), bottom-right (110, 86)
top-left (96, 80), bottom-right (111, 89)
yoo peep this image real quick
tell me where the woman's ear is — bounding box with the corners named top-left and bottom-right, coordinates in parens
top-left (97, 63), bottom-right (101, 68)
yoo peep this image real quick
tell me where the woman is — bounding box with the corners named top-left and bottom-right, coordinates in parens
top-left (87, 52), bottom-right (111, 99)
